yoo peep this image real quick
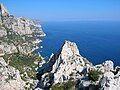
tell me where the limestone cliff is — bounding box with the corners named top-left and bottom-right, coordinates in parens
top-left (0, 57), bottom-right (25, 90)
top-left (47, 41), bottom-right (92, 83)
top-left (36, 41), bottom-right (120, 90)
top-left (0, 3), bottom-right (45, 55)
top-left (1, 3), bottom-right (120, 90)
top-left (35, 41), bottom-right (92, 89)
top-left (0, 3), bottom-right (45, 90)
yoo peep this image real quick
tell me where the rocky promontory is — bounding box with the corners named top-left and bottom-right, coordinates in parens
top-left (0, 3), bottom-right (120, 90)
top-left (35, 41), bottom-right (120, 90)
top-left (0, 3), bottom-right (45, 90)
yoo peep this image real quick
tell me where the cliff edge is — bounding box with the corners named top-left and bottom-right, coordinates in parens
top-left (35, 41), bottom-right (120, 90)
top-left (0, 3), bottom-right (45, 90)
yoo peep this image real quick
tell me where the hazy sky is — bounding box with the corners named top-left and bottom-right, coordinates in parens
top-left (1, 0), bottom-right (120, 21)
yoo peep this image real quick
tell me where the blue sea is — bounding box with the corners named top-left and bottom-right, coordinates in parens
top-left (36, 21), bottom-right (120, 66)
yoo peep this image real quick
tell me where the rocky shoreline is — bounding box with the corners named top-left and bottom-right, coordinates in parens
top-left (0, 3), bottom-right (46, 90)
top-left (0, 3), bottom-right (120, 90)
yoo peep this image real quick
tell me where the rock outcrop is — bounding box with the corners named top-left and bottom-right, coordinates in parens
top-left (0, 3), bottom-right (45, 36)
top-left (0, 3), bottom-right (10, 15)
top-left (0, 3), bottom-right (45, 55)
top-left (0, 3), bottom-right (45, 90)
top-left (99, 72), bottom-right (120, 90)
top-left (93, 60), bottom-right (114, 73)
top-left (0, 43), bottom-right (18, 56)
top-left (98, 64), bottom-right (120, 90)
top-left (35, 41), bottom-right (120, 90)
top-left (36, 41), bottom-right (92, 89)
top-left (0, 27), bottom-right (7, 37)
top-left (0, 57), bottom-right (25, 90)
top-left (48, 41), bottom-right (91, 84)
top-left (77, 60), bottom-right (116, 90)
top-left (0, 3), bottom-right (120, 90)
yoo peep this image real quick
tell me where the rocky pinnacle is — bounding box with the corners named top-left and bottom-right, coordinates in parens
top-left (0, 3), bottom-right (10, 15)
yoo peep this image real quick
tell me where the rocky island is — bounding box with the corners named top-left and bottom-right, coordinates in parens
top-left (0, 3), bottom-right (120, 90)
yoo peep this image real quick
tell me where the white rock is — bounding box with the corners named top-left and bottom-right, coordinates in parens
top-left (94, 60), bottom-right (114, 73)
top-left (0, 57), bottom-right (7, 66)
top-left (43, 41), bottom-right (91, 84)
top-left (0, 27), bottom-right (7, 37)
top-left (0, 3), bottom-right (10, 15)
top-left (0, 58), bottom-right (26, 90)
top-left (99, 72), bottom-right (120, 90)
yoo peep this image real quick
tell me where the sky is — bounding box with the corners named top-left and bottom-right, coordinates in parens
top-left (1, 0), bottom-right (120, 21)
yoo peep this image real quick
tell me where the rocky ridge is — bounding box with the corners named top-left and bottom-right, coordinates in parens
top-left (0, 3), bottom-right (120, 90)
top-left (0, 3), bottom-right (45, 55)
top-left (47, 41), bottom-right (92, 83)
top-left (0, 3), bottom-right (45, 90)
top-left (35, 41), bottom-right (120, 90)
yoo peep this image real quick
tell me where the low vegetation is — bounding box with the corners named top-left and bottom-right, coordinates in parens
top-left (51, 80), bottom-right (75, 90)
top-left (52, 83), bottom-right (64, 90)
top-left (3, 53), bottom-right (43, 80)
top-left (88, 70), bottom-right (100, 81)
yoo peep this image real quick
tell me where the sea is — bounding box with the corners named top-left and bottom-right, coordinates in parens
top-left (34, 21), bottom-right (120, 66)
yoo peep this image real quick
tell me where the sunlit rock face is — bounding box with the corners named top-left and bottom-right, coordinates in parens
top-left (99, 71), bottom-right (120, 90)
top-left (97, 61), bottom-right (120, 90)
top-left (0, 3), bottom-right (46, 90)
top-left (0, 3), bottom-right (45, 55)
top-left (0, 3), bottom-right (10, 15)
top-left (36, 41), bottom-right (120, 90)
top-left (38, 40), bottom-right (92, 88)
top-left (0, 3), bottom-right (10, 25)
top-left (0, 57), bottom-right (25, 90)
top-left (50, 40), bottom-right (87, 83)
top-left (93, 60), bottom-right (114, 73)
top-left (0, 3), bottom-right (45, 36)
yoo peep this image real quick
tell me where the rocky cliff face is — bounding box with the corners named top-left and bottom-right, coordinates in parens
top-left (0, 3), bottom-right (45, 55)
top-left (48, 41), bottom-right (92, 84)
top-left (0, 3), bottom-right (45, 36)
top-left (35, 41), bottom-right (92, 89)
top-left (35, 41), bottom-right (120, 90)
top-left (0, 57), bottom-right (25, 90)
top-left (0, 3), bottom-right (45, 90)
top-left (0, 3), bottom-right (120, 90)
top-left (99, 71), bottom-right (120, 90)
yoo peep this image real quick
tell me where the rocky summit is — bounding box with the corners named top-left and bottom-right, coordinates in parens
top-left (47, 40), bottom-right (92, 84)
top-left (35, 41), bottom-right (120, 90)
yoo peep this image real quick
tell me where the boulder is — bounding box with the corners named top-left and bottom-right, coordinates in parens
top-left (99, 72), bottom-right (120, 90)
top-left (0, 57), bottom-right (7, 66)
top-left (94, 60), bottom-right (114, 73)
top-left (0, 27), bottom-right (7, 37)
top-left (0, 43), bottom-right (18, 56)
top-left (4, 43), bottom-right (18, 54)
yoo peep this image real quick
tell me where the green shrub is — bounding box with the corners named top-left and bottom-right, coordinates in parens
top-left (51, 83), bottom-right (64, 90)
top-left (51, 80), bottom-right (75, 90)
top-left (88, 70), bottom-right (100, 81)
top-left (8, 53), bottom-right (38, 80)
top-left (64, 80), bottom-right (75, 90)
